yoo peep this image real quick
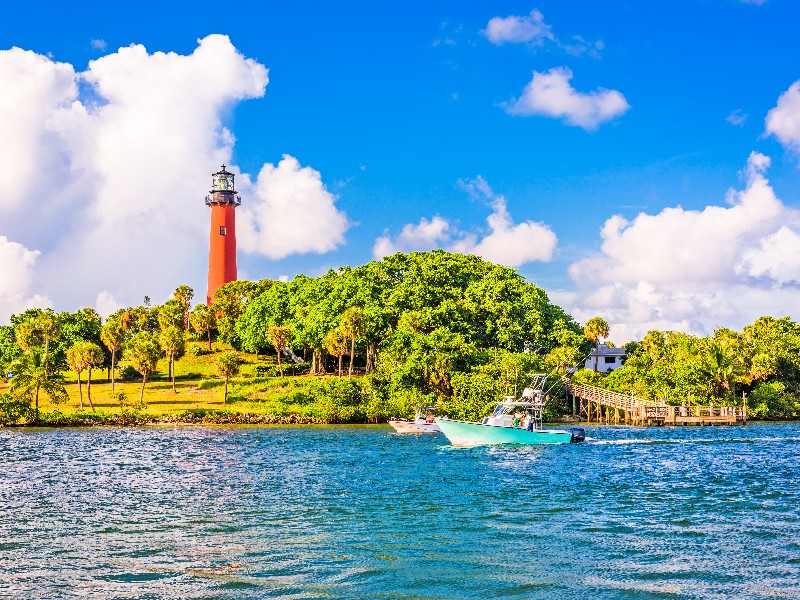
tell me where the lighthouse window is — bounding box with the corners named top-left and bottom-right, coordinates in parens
top-left (220, 226), bottom-right (227, 236)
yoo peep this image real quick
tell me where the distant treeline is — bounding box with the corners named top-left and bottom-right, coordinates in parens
top-left (2, 250), bottom-right (799, 423)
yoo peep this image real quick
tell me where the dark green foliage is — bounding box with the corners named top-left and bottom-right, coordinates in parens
top-left (593, 319), bottom-right (800, 418)
top-left (0, 326), bottom-right (21, 374)
top-left (0, 392), bottom-right (33, 424)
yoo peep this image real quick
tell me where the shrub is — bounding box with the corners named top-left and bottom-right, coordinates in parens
top-left (0, 392), bottom-right (32, 425)
top-left (310, 378), bottom-right (365, 423)
top-left (119, 365), bottom-right (140, 381)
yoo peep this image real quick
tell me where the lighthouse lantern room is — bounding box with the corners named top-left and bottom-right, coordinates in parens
top-left (206, 164), bottom-right (241, 304)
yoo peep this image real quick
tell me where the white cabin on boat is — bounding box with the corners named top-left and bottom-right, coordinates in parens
top-left (585, 343), bottom-right (626, 373)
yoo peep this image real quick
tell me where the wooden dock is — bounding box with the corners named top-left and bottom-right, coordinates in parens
top-left (562, 380), bottom-right (746, 426)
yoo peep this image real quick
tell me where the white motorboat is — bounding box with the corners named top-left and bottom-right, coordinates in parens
top-left (388, 406), bottom-right (441, 433)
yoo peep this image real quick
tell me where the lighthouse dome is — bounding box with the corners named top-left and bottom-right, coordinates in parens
top-left (211, 165), bottom-right (235, 192)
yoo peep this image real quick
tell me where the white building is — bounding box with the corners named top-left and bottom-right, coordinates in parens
top-left (585, 343), bottom-right (626, 373)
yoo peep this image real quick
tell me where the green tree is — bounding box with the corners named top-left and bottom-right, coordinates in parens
top-left (9, 350), bottom-right (68, 421)
top-left (173, 284), bottom-right (194, 329)
top-left (584, 316), bottom-right (610, 372)
top-left (340, 306), bottom-right (365, 379)
top-left (124, 332), bottom-right (161, 407)
top-left (191, 303), bottom-right (216, 351)
top-left (213, 280), bottom-right (270, 346)
top-left (323, 327), bottom-right (349, 377)
top-left (66, 341), bottom-right (104, 411)
top-left (159, 326), bottom-right (185, 392)
top-left (215, 350), bottom-right (241, 404)
top-left (100, 319), bottom-right (125, 391)
top-left (35, 310), bottom-right (61, 372)
top-left (158, 299), bottom-right (186, 331)
top-left (267, 325), bottom-right (292, 378)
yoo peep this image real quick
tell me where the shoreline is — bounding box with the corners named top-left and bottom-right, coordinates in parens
top-left (1, 414), bottom-right (795, 429)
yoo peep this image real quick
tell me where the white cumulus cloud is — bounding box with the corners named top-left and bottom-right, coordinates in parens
top-left (565, 152), bottom-right (800, 341)
top-left (484, 10), bottom-right (554, 46)
top-left (373, 216), bottom-right (451, 258)
top-left (766, 80), bottom-right (800, 153)
top-left (0, 236), bottom-right (52, 322)
top-left (374, 176), bottom-right (557, 268)
top-left (505, 67), bottom-right (629, 130)
top-left (238, 155), bottom-right (349, 260)
top-left (0, 36), bottom-right (345, 320)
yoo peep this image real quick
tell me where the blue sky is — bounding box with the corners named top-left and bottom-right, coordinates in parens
top-left (2, 0), bottom-right (800, 340)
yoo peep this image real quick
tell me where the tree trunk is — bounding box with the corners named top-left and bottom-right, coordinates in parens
top-left (87, 367), bottom-right (95, 412)
top-left (171, 355), bottom-right (176, 392)
top-left (207, 329), bottom-right (212, 352)
top-left (35, 385), bottom-right (40, 422)
top-left (223, 375), bottom-right (228, 404)
top-left (365, 342), bottom-right (376, 374)
top-left (312, 349), bottom-right (324, 375)
top-left (594, 340), bottom-right (599, 372)
top-left (338, 353), bottom-right (343, 377)
top-left (139, 373), bottom-right (147, 407)
top-left (348, 335), bottom-right (355, 379)
top-left (111, 349), bottom-right (116, 391)
top-left (276, 348), bottom-right (284, 377)
top-left (78, 373), bottom-right (84, 409)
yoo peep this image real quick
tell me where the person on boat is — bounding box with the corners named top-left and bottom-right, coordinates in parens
top-left (522, 414), bottom-right (532, 431)
top-left (512, 412), bottom-right (521, 428)
top-left (426, 412), bottom-right (434, 423)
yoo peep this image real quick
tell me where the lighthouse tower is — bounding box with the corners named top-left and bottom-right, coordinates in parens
top-left (206, 165), bottom-right (241, 304)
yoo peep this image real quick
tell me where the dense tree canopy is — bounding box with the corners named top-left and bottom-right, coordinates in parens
top-left (2, 250), bottom-right (800, 423)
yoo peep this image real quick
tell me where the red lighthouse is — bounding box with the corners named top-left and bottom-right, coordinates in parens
top-left (206, 165), bottom-right (241, 304)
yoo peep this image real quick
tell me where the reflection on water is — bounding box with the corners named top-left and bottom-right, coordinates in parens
top-left (1, 423), bottom-right (799, 599)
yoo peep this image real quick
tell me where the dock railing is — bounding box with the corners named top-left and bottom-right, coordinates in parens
top-left (563, 378), bottom-right (745, 426)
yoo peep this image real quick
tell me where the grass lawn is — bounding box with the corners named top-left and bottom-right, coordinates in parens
top-left (2, 341), bottom-right (339, 420)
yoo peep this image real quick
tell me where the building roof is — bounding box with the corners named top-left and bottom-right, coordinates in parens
top-left (587, 343), bottom-right (626, 357)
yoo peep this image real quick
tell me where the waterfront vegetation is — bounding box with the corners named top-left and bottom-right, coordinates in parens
top-left (1, 250), bottom-right (799, 426)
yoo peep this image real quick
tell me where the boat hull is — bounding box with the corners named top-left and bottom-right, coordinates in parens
top-left (436, 418), bottom-right (574, 446)
top-left (389, 420), bottom-right (441, 433)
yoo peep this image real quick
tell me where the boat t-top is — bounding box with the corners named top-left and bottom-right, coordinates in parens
top-left (436, 375), bottom-right (585, 446)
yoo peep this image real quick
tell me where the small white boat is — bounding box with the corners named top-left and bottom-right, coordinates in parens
top-left (389, 406), bottom-right (441, 433)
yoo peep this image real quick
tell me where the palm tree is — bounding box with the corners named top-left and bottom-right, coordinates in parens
top-left (215, 350), bottom-right (241, 404)
top-left (267, 325), bottom-right (292, 377)
top-left (584, 316), bottom-right (610, 373)
top-left (66, 342), bottom-right (90, 410)
top-left (323, 327), bottom-right (349, 377)
top-left (340, 307), bottom-right (365, 379)
top-left (35, 310), bottom-right (61, 372)
top-left (100, 319), bottom-right (125, 391)
top-left (67, 341), bottom-right (104, 411)
top-left (173, 284), bottom-right (194, 330)
top-left (124, 332), bottom-right (161, 407)
top-left (9, 351), bottom-right (68, 422)
top-left (702, 342), bottom-right (736, 400)
top-left (84, 343), bottom-right (104, 410)
top-left (191, 303), bottom-right (215, 351)
top-left (159, 326), bottom-right (185, 392)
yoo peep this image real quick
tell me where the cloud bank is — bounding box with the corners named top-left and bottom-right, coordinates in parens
top-left (766, 80), bottom-right (800, 153)
top-left (505, 67), bottom-right (629, 130)
top-left (0, 36), bottom-right (347, 322)
top-left (566, 152), bottom-right (800, 341)
top-left (374, 176), bottom-right (557, 268)
top-left (239, 155), bottom-right (350, 259)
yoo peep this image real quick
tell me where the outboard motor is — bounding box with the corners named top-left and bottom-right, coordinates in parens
top-left (568, 427), bottom-right (586, 444)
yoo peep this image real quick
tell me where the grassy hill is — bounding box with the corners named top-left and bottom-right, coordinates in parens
top-left (1, 341), bottom-right (350, 425)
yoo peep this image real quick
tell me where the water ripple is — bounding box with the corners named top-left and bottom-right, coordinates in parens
top-left (1, 423), bottom-right (799, 598)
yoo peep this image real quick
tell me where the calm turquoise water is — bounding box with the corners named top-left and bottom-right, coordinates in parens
top-left (1, 423), bottom-right (799, 599)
